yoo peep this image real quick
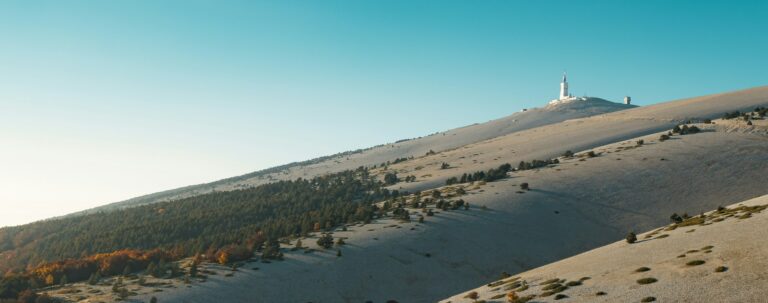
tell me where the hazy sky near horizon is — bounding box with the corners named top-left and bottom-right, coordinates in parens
top-left (1, 1), bottom-right (767, 227)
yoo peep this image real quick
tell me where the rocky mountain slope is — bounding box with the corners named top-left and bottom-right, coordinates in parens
top-left (441, 193), bottom-right (768, 303)
top-left (10, 86), bottom-right (767, 303)
top-left (118, 88), bottom-right (768, 303)
top-left (76, 97), bottom-right (635, 214)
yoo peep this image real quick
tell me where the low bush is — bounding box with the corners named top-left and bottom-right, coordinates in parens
top-left (636, 278), bottom-right (657, 285)
top-left (641, 297), bottom-right (656, 302)
top-left (565, 281), bottom-right (581, 287)
top-left (635, 267), bottom-right (651, 272)
top-left (542, 283), bottom-right (563, 291)
top-left (626, 232), bottom-right (637, 244)
top-left (715, 266), bottom-right (728, 272)
top-left (686, 260), bottom-right (705, 266)
top-left (463, 291), bottom-right (478, 300)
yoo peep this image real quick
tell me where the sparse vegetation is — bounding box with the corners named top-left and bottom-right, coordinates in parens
top-left (641, 296), bottom-right (656, 302)
top-left (517, 159), bottom-right (558, 171)
top-left (722, 111), bottom-right (741, 119)
top-left (635, 267), bottom-right (650, 272)
top-left (448, 163), bottom-right (513, 185)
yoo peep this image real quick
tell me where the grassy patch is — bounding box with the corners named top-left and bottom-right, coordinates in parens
top-left (565, 281), bottom-right (582, 287)
top-left (677, 217), bottom-right (705, 227)
top-left (701, 245), bottom-right (714, 250)
top-left (503, 282), bottom-right (523, 291)
top-left (636, 278), bottom-right (657, 285)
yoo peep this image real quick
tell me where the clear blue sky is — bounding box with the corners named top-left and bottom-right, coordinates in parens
top-left (1, 1), bottom-right (766, 227)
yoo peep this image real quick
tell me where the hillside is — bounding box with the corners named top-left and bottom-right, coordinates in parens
top-left (77, 97), bottom-right (634, 214)
top-left (121, 105), bottom-right (767, 302)
top-left (441, 194), bottom-right (768, 303)
top-left (77, 85), bottom-right (768, 214)
top-left (2, 86), bottom-right (767, 303)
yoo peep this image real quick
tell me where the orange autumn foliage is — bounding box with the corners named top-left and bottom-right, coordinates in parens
top-left (31, 249), bottom-right (170, 285)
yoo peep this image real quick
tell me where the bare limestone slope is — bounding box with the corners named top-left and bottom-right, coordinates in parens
top-left (81, 85), bottom-right (768, 214)
top-left (78, 97), bottom-right (633, 214)
top-left (132, 118), bottom-right (768, 303)
top-left (441, 194), bottom-right (768, 303)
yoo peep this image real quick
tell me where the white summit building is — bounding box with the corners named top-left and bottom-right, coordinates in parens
top-left (549, 72), bottom-right (587, 105)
